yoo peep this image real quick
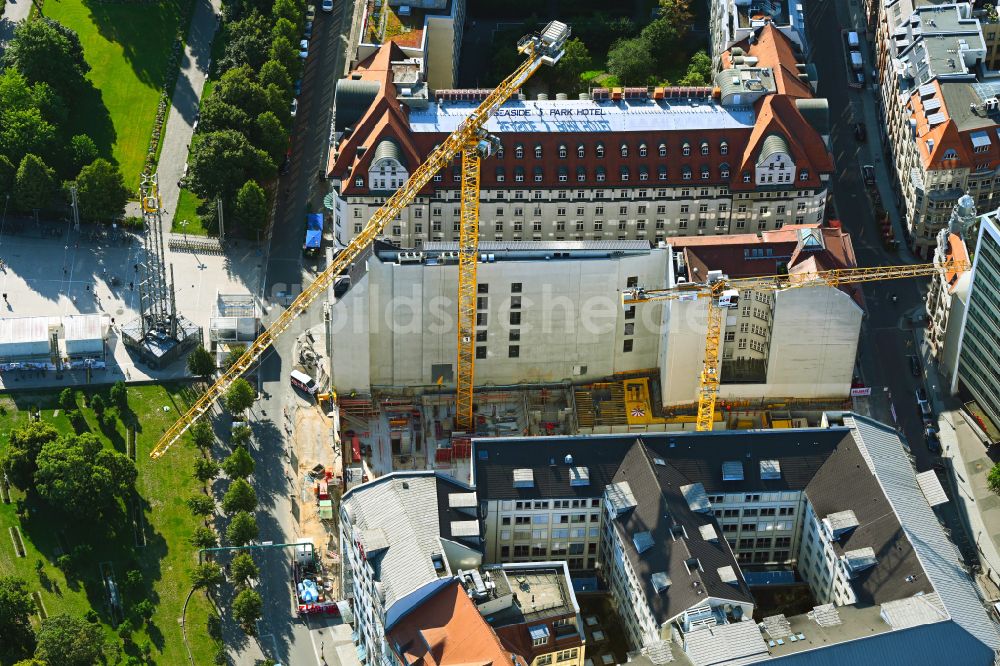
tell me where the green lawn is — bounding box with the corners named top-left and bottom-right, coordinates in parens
top-left (0, 384), bottom-right (220, 665)
top-left (174, 187), bottom-right (211, 236)
top-left (43, 0), bottom-right (192, 190)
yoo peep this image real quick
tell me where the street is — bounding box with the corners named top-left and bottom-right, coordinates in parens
top-left (220, 0), bottom-right (358, 663)
top-left (807, 0), bottom-right (976, 560)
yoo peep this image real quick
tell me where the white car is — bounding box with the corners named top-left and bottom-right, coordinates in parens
top-left (299, 39), bottom-right (309, 59)
top-left (322, 0), bottom-right (333, 11)
top-left (290, 98), bottom-right (299, 118)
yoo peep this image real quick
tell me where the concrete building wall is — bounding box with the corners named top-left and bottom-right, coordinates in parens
top-left (328, 248), bottom-right (669, 394)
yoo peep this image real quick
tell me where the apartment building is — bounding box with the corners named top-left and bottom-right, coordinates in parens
top-left (925, 196), bottom-right (975, 379)
top-left (874, 2), bottom-right (1000, 258)
top-left (658, 224), bottom-right (863, 405)
top-left (326, 241), bottom-right (670, 393)
top-left (472, 416), bottom-right (1000, 664)
top-left (339, 472), bottom-right (484, 666)
top-left (708, 1), bottom-right (808, 70)
top-left (327, 24), bottom-right (833, 250)
top-left (948, 208), bottom-right (1000, 431)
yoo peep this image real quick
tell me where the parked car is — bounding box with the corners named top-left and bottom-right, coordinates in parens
top-left (854, 70), bottom-right (865, 86)
top-left (924, 425), bottom-right (941, 454)
top-left (916, 388), bottom-right (933, 419)
top-left (322, 0), bottom-right (333, 11)
top-left (280, 155), bottom-right (290, 175)
top-left (304, 20), bottom-right (313, 38)
top-left (306, 3), bottom-right (316, 21)
top-left (290, 98), bottom-right (299, 117)
top-left (854, 122), bottom-right (867, 142)
top-left (862, 164), bottom-right (875, 186)
top-left (909, 354), bottom-right (922, 377)
top-left (299, 39), bottom-right (309, 59)
top-left (294, 78), bottom-right (302, 96)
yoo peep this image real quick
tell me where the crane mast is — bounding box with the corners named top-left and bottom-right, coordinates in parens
top-left (149, 21), bottom-right (570, 459)
top-left (624, 259), bottom-right (971, 432)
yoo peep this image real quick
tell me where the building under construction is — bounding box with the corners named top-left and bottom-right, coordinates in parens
top-left (120, 175), bottom-right (201, 368)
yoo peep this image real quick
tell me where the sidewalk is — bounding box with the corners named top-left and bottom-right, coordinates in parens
top-left (157, 0), bottom-right (221, 232)
top-left (0, 0), bottom-right (31, 43)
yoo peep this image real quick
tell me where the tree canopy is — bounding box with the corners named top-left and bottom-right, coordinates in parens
top-left (229, 552), bottom-right (259, 587)
top-left (226, 511), bottom-right (258, 546)
top-left (13, 153), bottom-right (56, 212)
top-left (1, 19), bottom-right (90, 99)
top-left (223, 445), bottom-right (255, 479)
top-left (34, 613), bottom-right (104, 666)
top-left (0, 576), bottom-right (37, 663)
top-left (224, 378), bottom-right (256, 414)
top-left (0, 422), bottom-right (60, 489)
top-left (187, 130), bottom-right (274, 202)
top-left (187, 345), bottom-right (216, 377)
top-left (222, 478), bottom-right (258, 514)
top-left (75, 158), bottom-right (130, 222)
top-left (233, 180), bottom-right (268, 235)
top-left (232, 588), bottom-right (263, 635)
top-left (34, 433), bottom-right (137, 518)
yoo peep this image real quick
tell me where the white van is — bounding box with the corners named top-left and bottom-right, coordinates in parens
top-left (290, 369), bottom-right (318, 394)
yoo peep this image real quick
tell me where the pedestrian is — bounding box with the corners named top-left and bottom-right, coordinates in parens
top-left (129, 281), bottom-right (134, 291)
top-left (2, 293), bottom-right (6, 302)
top-left (86, 284), bottom-right (90, 292)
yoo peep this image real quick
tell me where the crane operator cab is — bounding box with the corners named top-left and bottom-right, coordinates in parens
top-left (717, 289), bottom-right (740, 308)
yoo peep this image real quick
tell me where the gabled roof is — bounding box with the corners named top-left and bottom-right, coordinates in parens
top-left (724, 24), bottom-right (814, 99)
top-left (387, 580), bottom-right (527, 666)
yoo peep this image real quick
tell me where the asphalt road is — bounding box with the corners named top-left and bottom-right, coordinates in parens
top-left (806, 0), bottom-right (976, 562)
top-left (222, 0), bottom-right (357, 663)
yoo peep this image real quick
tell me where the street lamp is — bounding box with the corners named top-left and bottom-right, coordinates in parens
top-left (180, 219), bottom-right (189, 244)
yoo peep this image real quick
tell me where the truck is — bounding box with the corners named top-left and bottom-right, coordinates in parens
top-left (303, 213), bottom-right (323, 256)
top-left (292, 538), bottom-right (341, 616)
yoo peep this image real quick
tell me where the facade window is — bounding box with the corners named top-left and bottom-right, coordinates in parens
top-left (559, 144), bottom-right (567, 158)
top-left (476, 346), bottom-right (487, 359)
top-left (509, 345), bottom-right (520, 358)
top-left (743, 171), bottom-right (751, 183)
top-left (535, 145), bottom-right (543, 159)
top-left (639, 144), bottom-right (647, 157)
top-left (515, 144), bottom-right (524, 159)
top-left (355, 177), bottom-right (364, 187)
top-left (720, 141), bottom-right (729, 155)
top-left (682, 142), bottom-right (691, 156)
top-left (578, 144), bottom-right (585, 158)
top-left (623, 339), bottom-right (633, 353)
top-left (701, 141), bottom-right (709, 156)
top-left (596, 143), bottom-right (605, 158)
top-left (659, 143), bottom-right (667, 157)
top-left (620, 143), bottom-right (629, 157)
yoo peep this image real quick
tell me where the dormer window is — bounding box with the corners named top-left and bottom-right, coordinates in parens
top-left (658, 166), bottom-right (667, 180)
top-left (720, 163), bottom-right (730, 179)
top-left (534, 167), bottom-right (543, 182)
top-left (743, 171), bottom-right (751, 183)
top-left (578, 144), bottom-right (585, 158)
top-left (596, 143), bottom-right (605, 158)
top-left (515, 144), bottom-right (524, 159)
top-left (639, 166), bottom-right (649, 181)
top-left (620, 166), bottom-right (630, 181)
top-left (577, 166), bottom-right (586, 182)
top-left (700, 141), bottom-right (709, 156)
top-left (559, 144), bottom-right (567, 158)
top-left (497, 146), bottom-right (504, 158)
top-left (620, 143), bottom-right (629, 157)
top-left (799, 169), bottom-right (809, 181)
top-left (943, 148), bottom-right (958, 160)
top-left (659, 143), bottom-right (667, 157)
top-left (639, 143), bottom-right (647, 157)
top-left (720, 141), bottom-right (729, 155)
top-left (682, 166), bottom-right (692, 181)
top-left (701, 166), bottom-right (710, 179)
top-left (515, 167), bottom-right (524, 182)
top-left (535, 145), bottom-right (543, 159)
top-left (355, 177), bottom-right (364, 187)
top-left (682, 142), bottom-right (691, 157)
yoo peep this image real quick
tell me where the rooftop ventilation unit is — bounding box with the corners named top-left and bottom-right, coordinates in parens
top-left (564, 454), bottom-right (574, 464)
top-left (699, 524), bottom-right (719, 542)
top-left (717, 566), bottom-right (739, 586)
top-left (513, 468), bottom-right (534, 488)
top-left (823, 509), bottom-right (860, 539)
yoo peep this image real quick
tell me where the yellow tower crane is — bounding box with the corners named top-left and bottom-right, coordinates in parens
top-left (622, 259), bottom-right (971, 432)
top-left (149, 21), bottom-right (571, 459)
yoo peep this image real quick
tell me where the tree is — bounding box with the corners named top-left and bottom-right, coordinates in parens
top-left (230, 423), bottom-right (252, 449)
top-left (229, 552), bottom-right (259, 587)
top-left (678, 50), bottom-right (712, 85)
top-left (0, 107), bottom-right (57, 167)
top-left (69, 134), bottom-right (98, 173)
top-left (220, 10), bottom-right (272, 74)
top-left (639, 17), bottom-right (680, 70)
top-left (233, 180), bottom-right (268, 235)
top-left (988, 462), bottom-right (1000, 495)
top-left (0, 154), bottom-right (14, 195)
top-left (75, 158), bottom-right (130, 222)
top-left (190, 420), bottom-right (215, 451)
top-left (272, 0), bottom-right (304, 28)
top-left (223, 445), bottom-right (255, 479)
top-left (607, 37), bottom-right (654, 85)
top-left (13, 153), bottom-right (56, 212)
top-left (59, 387), bottom-right (76, 411)
top-left (191, 562), bottom-right (224, 589)
top-left (225, 378), bottom-right (256, 414)
top-left (99, 407), bottom-right (119, 433)
top-left (194, 457), bottom-right (221, 486)
top-left (200, 98), bottom-right (253, 135)
top-left (190, 526), bottom-right (218, 549)
top-left (657, 0), bottom-right (693, 36)
top-left (548, 37), bottom-right (590, 93)
top-left (213, 66), bottom-right (269, 118)
top-left (133, 599), bottom-right (154, 622)
top-left (187, 494), bottom-right (216, 518)
top-left (271, 17), bottom-right (298, 46)
top-left (226, 511), bottom-right (258, 546)
top-left (254, 111), bottom-right (288, 163)
top-left (232, 588), bottom-right (263, 635)
top-left (2, 19), bottom-right (90, 98)
top-left (222, 478), bottom-right (258, 514)
top-left (258, 59), bottom-right (292, 95)
top-left (110, 380), bottom-right (128, 409)
top-left (187, 130), bottom-right (274, 202)
top-left (187, 345), bottom-right (216, 377)
top-left (34, 613), bottom-right (104, 666)
top-left (224, 345), bottom-right (247, 371)
top-left (35, 433), bottom-right (137, 518)
top-left (0, 576), bottom-right (36, 663)
top-left (268, 36), bottom-right (300, 78)
top-left (0, 422), bottom-right (60, 489)
top-left (90, 394), bottom-right (106, 417)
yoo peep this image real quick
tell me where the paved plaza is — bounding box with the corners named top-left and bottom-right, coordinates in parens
top-left (0, 223), bottom-right (263, 388)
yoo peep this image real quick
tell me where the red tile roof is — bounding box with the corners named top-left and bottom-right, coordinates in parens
top-left (723, 23), bottom-right (814, 99)
top-left (387, 581), bottom-right (527, 666)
